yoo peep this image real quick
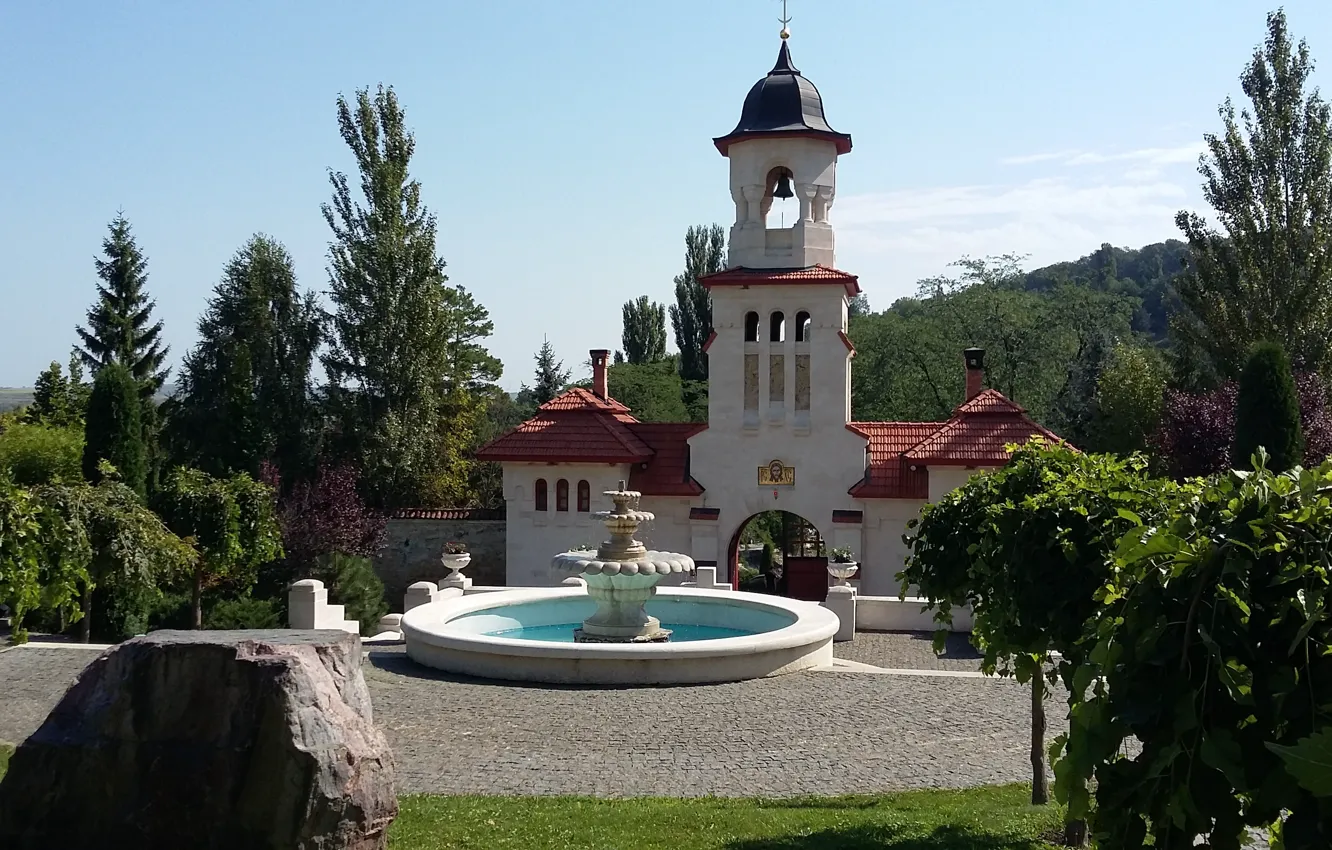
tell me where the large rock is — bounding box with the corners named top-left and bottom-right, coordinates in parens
top-left (0, 630), bottom-right (397, 849)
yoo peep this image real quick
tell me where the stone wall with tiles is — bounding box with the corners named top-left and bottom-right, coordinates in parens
top-left (373, 515), bottom-right (506, 605)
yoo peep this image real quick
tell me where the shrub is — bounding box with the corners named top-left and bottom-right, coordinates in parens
top-left (319, 553), bottom-right (387, 635)
top-left (0, 423), bottom-right (84, 486)
top-left (205, 596), bottom-right (281, 630)
top-left (1234, 341), bottom-right (1303, 471)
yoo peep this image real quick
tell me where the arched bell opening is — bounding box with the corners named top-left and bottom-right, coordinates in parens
top-left (762, 165), bottom-right (796, 229)
top-left (744, 311), bottom-right (760, 342)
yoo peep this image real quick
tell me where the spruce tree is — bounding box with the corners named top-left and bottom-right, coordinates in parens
top-left (669, 224), bottom-right (724, 382)
top-left (531, 338), bottom-right (570, 404)
top-left (75, 213), bottom-right (170, 394)
top-left (166, 234), bottom-right (323, 483)
top-left (621, 295), bottom-right (668, 364)
top-left (82, 362), bottom-right (147, 496)
top-left (1234, 341), bottom-right (1305, 472)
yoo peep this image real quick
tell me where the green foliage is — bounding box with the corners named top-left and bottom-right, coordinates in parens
top-left (1086, 342), bottom-right (1168, 455)
top-left (389, 784), bottom-right (1066, 850)
top-left (1063, 455), bottom-right (1332, 848)
top-left (22, 355), bottom-right (87, 427)
top-left (204, 595), bottom-right (281, 630)
top-left (1173, 10), bottom-right (1332, 385)
top-left (82, 362), bottom-right (146, 496)
top-left (0, 475), bottom-right (91, 644)
top-left (606, 359), bottom-right (691, 422)
top-left (621, 295), bottom-right (668, 364)
top-left (165, 234), bottom-right (323, 483)
top-left (319, 552), bottom-right (388, 635)
top-left (321, 84), bottom-right (500, 510)
top-left (156, 468), bottom-right (283, 628)
top-left (0, 422), bottom-right (84, 486)
top-left (75, 212), bottom-right (170, 395)
top-left (669, 223), bottom-right (724, 382)
top-left (529, 338), bottom-right (570, 405)
top-left (1234, 341), bottom-right (1304, 471)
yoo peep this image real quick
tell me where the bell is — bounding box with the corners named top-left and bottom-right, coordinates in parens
top-left (773, 172), bottom-right (794, 199)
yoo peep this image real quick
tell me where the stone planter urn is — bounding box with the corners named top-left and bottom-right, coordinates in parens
top-left (441, 552), bottom-right (471, 583)
top-left (826, 560), bottom-right (859, 586)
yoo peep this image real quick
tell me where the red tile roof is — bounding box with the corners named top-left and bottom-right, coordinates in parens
top-left (626, 422), bottom-right (708, 496)
top-left (904, 390), bottom-right (1061, 467)
top-left (953, 388), bottom-right (1025, 415)
top-left (474, 389), bottom-right (653, 464)
top-left (846, 422), bottom-right (939, 499)
top-left (700, 264), bottom-right (861, 296)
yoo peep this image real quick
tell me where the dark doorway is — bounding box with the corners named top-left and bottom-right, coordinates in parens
top-left (727, 511), bottom-right (828, 602)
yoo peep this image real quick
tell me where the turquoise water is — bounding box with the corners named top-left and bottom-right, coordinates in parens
top-left (487, 622), bottom-right (754, 643)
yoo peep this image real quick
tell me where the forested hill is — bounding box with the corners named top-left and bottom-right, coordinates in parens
top-left (1021, 239), bottom-right (1189, 341)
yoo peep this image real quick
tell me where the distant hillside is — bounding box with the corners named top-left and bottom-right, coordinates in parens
top-left (0, 385), bottom-right (177, 414)
top-left (1022, 239), bottom-right (1190, 342)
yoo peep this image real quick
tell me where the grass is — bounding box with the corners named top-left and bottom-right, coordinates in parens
top-left (0, 750), bottom-right (1060, 849)
top-left (388, 784), bottom-right (1064, 850)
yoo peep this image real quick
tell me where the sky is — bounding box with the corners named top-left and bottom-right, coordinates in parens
top-left (3, 1), bottom-right (1331, 390)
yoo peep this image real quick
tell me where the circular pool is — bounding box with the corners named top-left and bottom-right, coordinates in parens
top-left (401, 585), bottom-right (839, 685)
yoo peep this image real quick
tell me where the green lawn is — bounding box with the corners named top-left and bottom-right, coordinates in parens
top-left (0, 750), bottom-right (1059, 849)
top-left (389, 785), bottom-right (1063, 850)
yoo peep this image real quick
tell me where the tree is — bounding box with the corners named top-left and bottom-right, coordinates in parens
top-left (901, 442), bottom-right (1183, 842)
top-left (621, 295), bottom-right (668, 364)
top-left (606, 359), bottom-right (690, 422)
top-left (0, 475), bottom-right (90, 645)
top-left (0, 423), bottom-right (84, 486)
top-left (81, 362), bottom-right (146, 497)
top-left (1086, 342), bottom-right (1168, 455)
top-left (74, 213), bottom-right (170, 394)
top-left (669, 223), bottom-right (724, 382)
top-left (1234, 341), bottom-right (1304, 471)
top-left (848, 293), bottom-right (871, 317)
top-left (22, 355), bottom-right (87, 428)
top-left (156, 468), bottom-right (283, 629)
top-left (530, 338), bottom-right (570, 405)
top-left (1173, 10), bottom-right (1332, 384)
top-left (165, 234), bottom-right (323, 484)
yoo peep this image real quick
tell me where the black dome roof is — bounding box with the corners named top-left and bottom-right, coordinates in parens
top-left (714, 41), bottom-right (852, 156)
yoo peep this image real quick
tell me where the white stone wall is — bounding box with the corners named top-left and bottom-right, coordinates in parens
top-left (860, 499), bottom-right (927, 597)
top-left (725, 136), bottom-right (839, 269)
top-left (927, 466), bottom-right (984, 504)
top-left (502, 462), bottom-right (632, 586)
top-left (635, 496), bottom-right (698, 587)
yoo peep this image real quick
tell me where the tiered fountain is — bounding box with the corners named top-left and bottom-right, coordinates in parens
top-left (550, 482), bottom-right (693, 643)
top-left (400, 484), bottom-right (838, 685)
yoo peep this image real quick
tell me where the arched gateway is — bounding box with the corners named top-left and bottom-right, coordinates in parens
top-left (476, 35), bottom-right (1059, 598)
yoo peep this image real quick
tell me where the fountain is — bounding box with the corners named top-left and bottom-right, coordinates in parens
top-left (400, 485), bottom-right (838, 685)
top-left (550, 482), bottom-right (692, 643)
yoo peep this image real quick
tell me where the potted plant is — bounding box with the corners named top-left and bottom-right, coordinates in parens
top-left (570, 543), bottom-right (597, 554)
top-left (826, 547), bottom-right (859, 585)
top-left (441, 541), bottom-right (471, 581)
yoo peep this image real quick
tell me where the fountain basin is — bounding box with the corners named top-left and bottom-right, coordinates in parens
top-left (401, 586), bottom-right (838, 685)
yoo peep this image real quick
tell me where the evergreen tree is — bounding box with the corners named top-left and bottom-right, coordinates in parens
top-left (530, 338), bottom-right (570, 404)
top-left (1174, 10), bottom-right (1332, 384)
top-left (321, 85), bottom-right (499, 508)
top-left (669, 224), bottom-right (724, 382)
top-left (75, 213), bottom-right (170, 394)
top-left (22, 359), bottom-right (85, 427)
top-left (82, 362), bottom-right (146, 496)
top-left (621, 295), bottom-right (668, 364)
top-left (165, 234), bottom-right (322, 483)
top-left (1234, 341), bottom-right (1304, 472)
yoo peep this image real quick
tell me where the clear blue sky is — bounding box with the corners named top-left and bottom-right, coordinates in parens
top-left (3, 1), bottom-right (1330, 389)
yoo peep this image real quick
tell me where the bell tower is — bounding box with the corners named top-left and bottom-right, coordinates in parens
top-left (699, 29), bottom-right (858, 436)
top-left (712, 33), bottom-right (851, 270)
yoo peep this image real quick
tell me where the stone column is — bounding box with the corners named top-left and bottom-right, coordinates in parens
top-left (797, 182), bottom-right (816, 222)
top-left (742, 184), bottom-right (765, 225)
top-left (816, 185), bottom-right (835, 223)
top-left (823, 584), bottom-right (857, 642)
top-left (288, 579), bottom-right (326, 630)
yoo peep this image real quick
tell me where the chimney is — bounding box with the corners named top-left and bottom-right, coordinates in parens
top-left (590, 349), bottom-right (610, 399)
top-left (963, 348), bottom-right (985, 401)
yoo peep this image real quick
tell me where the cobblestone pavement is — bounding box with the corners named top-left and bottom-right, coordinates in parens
top-left (831, 630), bottom-right (983, 672)
top-left (1, 640), bottom-right (1053, 798)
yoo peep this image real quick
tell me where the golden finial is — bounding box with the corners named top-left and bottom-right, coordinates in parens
top-left (779, 0), bottom-right (791, 39)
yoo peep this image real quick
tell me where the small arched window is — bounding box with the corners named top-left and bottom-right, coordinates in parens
top-left (535, 479), bottom-right (548, 512)
top-left (796, 311), bottom-right (811, 342)
top-left (556, 479), bottom-right (569, 512)
top-left (770, 311), bottom-right (785, 342)
top-left (577, 480), bottom-right (590, 512)
top-left (744, 311), bottom-right (759, 342)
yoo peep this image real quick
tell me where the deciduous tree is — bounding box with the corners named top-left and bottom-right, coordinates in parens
top-left (669, 224), bottom-right (724, 382)
top-left (621, 295), bottom-right (668, 364)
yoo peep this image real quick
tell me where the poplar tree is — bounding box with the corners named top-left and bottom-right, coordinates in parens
top-left (1174, 10), bottom-right (1332, 384)
top-left (621, 295), bottom-right (668, 364)
top-left (669, 224), bottom-right (724, 382)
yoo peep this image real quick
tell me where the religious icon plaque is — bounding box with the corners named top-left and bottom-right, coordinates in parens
top-left (758, 459), bottom-right (795, 486)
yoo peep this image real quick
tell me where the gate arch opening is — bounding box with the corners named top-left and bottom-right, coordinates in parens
top-left (725, 510), bottom-right (829, 602)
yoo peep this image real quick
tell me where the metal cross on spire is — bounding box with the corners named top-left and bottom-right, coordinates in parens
top-left (778, 0), bottom-right (792, 39)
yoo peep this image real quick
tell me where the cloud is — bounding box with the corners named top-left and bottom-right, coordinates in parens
top-left (831, 144), bottom-right (1208, 303)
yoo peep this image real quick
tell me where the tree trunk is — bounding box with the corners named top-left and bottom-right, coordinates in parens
top-left (192, 568), bottom-right (204, 630)
top-left (1063, 817), bottom-right (1088, 846)
top-left (80, 585), bottom-right (93, 643)
top-left (1031, 674), bottom-right (1049, 805)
